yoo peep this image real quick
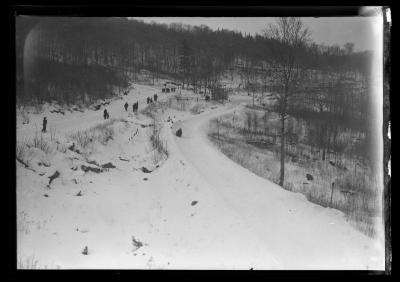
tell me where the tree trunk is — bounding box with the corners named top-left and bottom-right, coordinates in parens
top-left (279, 113), bottom-right (285, 186)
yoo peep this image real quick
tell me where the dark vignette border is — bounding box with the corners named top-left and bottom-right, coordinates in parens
top-left (6, 3), bottom-right (392, 278)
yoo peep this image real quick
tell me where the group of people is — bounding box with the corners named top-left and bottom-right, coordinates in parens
top-left (40, 92), bottom-right (162, 133)
top-left (124, 101), bottom-right (139, 113)
top-left (146, 94), bottom-right (158, 104)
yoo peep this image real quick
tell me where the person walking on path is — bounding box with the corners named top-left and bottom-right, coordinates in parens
top-left (42, 117), bottom-right (47, 133)
top-left (124, 102), bottom-right (128, 111)
top-left (103, 109), bottom-right (108, 120)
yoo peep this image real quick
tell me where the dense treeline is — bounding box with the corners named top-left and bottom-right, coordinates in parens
top-left (16, 16), bottom-right (372, 105)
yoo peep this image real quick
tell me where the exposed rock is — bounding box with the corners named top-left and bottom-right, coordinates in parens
top-left (81, 165), bottom-right (102, 173)
top-left (102, 162), bottom-right (116, 169)
top-left (306, 174), bottom-right (314, 181)
top-left (48, 171), bottom-right (60, 185)
top-left (191, 201), bottom-right (198, 206)
top-left (329, 161), bottom-right (336, 167)
top-left (141, 167), bottom-right (152, 173)
top-left (119, 157), bottom-right (130, 162)
top-left (175, 128), bottom-right (182, 137)
top-left (75, 190), bottom-right (82, 196)
top-left (87, 160), bottom-right (99, 166)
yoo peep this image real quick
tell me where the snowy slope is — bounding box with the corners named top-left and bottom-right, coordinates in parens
top-left (16, 84), bottom-right (385, 270)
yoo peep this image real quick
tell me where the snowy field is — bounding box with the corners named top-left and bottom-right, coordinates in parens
top-left (16, 81), bottom-right (385, 270)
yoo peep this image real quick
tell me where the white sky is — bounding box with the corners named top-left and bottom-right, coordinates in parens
top-left (132, 16), bottom-right (383, 52)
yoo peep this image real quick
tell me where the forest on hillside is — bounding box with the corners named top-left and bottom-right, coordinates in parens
top-left (15, 16), bottom-right (377, 169)
top-left (16, 17), bottom-right (371, 103)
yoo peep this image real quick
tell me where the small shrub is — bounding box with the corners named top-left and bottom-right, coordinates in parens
top-left (69, 131), bottom-right (92, 149)
top-left (16, 141), bottom-right (29, 164)
top-left (32, 132), bottom-right (52, 154)
top-left (190, 103), bottom-right (205, 114)
top-left (17, 254), bottom-right (39, 269)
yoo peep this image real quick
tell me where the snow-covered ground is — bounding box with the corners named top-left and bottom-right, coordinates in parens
top-left (16, 82), bottom-right (385, 269)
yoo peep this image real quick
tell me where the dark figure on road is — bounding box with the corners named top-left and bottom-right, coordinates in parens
top-left (42, 117), bottom-right (47, 133)
top-left (154, 94), bottom-right (158, 102)
top-left (147, 97), bottom-right (150, 104)
top-left (103, 109), bottom-right (108, 120)
top-left (124, 102), bottom-right (128, 111)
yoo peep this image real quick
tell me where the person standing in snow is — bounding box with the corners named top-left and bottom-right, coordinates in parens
top-left (124, 102), bottom-right (128, 111)
top-left (154, 94), bottom-right (158, 102)
top-left (42, 117), bottom-right (47, 133)
top-left (103, 109), bottom-right (108, 120)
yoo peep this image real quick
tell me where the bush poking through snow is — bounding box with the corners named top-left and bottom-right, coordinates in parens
top-left (17, 254), bottom-right (39, 269)
top-left (132, 236), bottom-right (144, 251)
top-left (32, 131), bottom-right (52, 154)
top-left (48, 171), bottom-right (60, 185)
top-left (16, 141), bottom-right (31, 167)
top-left (68, 119), bottom-right (121, 150)
top-left (149, 119), bottom-right (169, 164)
top-left (82, 246), bottom-right (89, 255)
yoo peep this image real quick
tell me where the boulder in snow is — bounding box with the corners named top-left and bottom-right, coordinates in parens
top-left (175, 128), bottom-right (182, 137)
top-left (141, 167), bottom-right (152, 173)
top-left (306, 174), bottom-right (314, 181)
top-left (81, 165), bottom-right (102, 173)
top-left (102, 162), bottom-right (116, 169)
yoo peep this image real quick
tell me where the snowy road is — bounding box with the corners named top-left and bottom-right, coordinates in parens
top-left (169, 104), bottom-right (385, 270)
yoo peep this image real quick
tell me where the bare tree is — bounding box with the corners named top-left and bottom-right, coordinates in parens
top-left (265, 17), bottom-right (310, 186)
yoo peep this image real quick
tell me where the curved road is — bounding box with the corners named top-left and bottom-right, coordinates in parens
top-left (169, 104), bottom-right (384, 270)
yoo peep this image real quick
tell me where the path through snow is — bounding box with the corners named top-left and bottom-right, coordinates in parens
top-left (17, 87), bottom-right (385, 269)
